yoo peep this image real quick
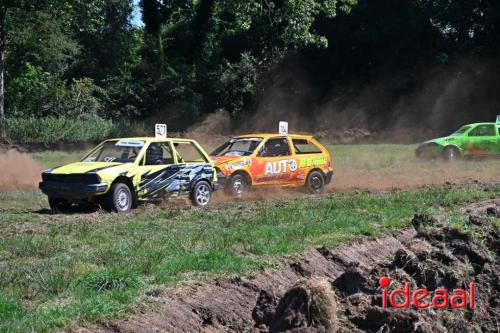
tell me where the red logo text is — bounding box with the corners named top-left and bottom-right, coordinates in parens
top-left (379, 276), bottom-right (475, 309)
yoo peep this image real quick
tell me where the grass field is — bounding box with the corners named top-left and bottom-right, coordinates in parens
top-left (0, 145), bottom-right (499, 332)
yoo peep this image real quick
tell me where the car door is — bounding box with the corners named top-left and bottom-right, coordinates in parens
top-left (171, 140), bottom-right (214, 193)
top-left (136, 141), bottom-right (181, 199)
top-left (495, 125), bottom-right (500, 155)
top-left (254, 137), bottom-right (296, 186)
top-left (466, 124), bottom-right (498, 156)
top-left (290, 138), bottom-right (326, 184)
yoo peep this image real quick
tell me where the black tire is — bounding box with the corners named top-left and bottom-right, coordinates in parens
top-left (442, 146), bottom-right (461, 161)
top-left (191, 180), bottom-right (212, 207)
top-left (306, 170), bottom-right (325, 194)
top-left (48, 197), bottom-right (72, 213)
top-left (106, 183), bottom-right (133, 213)
top-left (225, 173), bottom-right (250, 198)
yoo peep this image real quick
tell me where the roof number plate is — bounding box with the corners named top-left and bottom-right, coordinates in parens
top-left (155, 124), bottom-right (167, 138)
top-left (279, 121), bottom-right (288, 135)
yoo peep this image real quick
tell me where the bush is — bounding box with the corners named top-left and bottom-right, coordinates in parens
top-left (6, 117), bottom-right (147, 144)
top-left (6, 64), bottom-right (107, 119)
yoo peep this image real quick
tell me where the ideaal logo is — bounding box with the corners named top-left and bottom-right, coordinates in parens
top-left (379, 276), bottom-right (475, 309)
top-left (265, 159), bottom-right (298, 175)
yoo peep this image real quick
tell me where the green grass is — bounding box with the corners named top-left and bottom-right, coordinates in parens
top-left (0, 183), bottom-right (499, 332)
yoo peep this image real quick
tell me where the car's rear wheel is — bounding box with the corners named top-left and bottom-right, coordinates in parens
top-left (106, 183), bottom-right (133, 213)
top-left (48, 197), bottom-right (72, 213)
top-left (191, 180), bottom-right (212, 207)
top-left (442, 146), bottom-right (461, 161)
top-left (306, 170), bottom-right (325, 194)
top-left (226, 173), bottom-right (249, 198)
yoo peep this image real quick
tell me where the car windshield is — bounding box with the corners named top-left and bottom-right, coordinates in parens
top-left (450, 125), bottom-right (471, 136)
top-left (82, 140), bottom-right (144, 163)
top-left (211, 138), bottom-right (262, 157)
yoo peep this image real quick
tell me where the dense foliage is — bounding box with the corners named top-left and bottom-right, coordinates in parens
top-left (1, 0), bottom-right (500, 140)
top-left (6, 117), bottom-right (146, 144)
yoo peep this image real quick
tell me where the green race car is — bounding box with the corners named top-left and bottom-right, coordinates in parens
top-left (416, 117), bottom-right (500, 160)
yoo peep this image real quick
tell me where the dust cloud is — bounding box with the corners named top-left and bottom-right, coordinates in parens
top-left (181, 66), bottom-right (500, 197)
top-left (184, 110), bottom-right (232, 149)
top-left (0, 149), bottom-right (44, 191)
top-left (229, 55), bottom-right (500, 144)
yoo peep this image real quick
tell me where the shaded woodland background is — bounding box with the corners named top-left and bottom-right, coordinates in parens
top-left (1, 0), bottom-right (500, 142)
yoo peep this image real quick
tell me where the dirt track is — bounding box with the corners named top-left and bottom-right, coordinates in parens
top-left (79, 199), bottom-right (500, 333)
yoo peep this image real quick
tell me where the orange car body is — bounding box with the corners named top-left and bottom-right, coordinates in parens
top-left (211, 134), bottom-right (333, 188)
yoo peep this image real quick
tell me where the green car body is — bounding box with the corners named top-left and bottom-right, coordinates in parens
top-left (416, 119), bottom-right (500, 160)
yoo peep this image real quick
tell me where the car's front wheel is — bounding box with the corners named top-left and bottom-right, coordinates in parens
top-left (106, 183), bottom-right (133, 213)
top-left (48, 197), bottom-right (72, 213)
top-left (306, 170), bottom-right (325, 194)
top-left (442, 146), bottom-right (461, 161)
top-left (226, 173), bottom-right (250, 198)
top-left (191, 180), bottom-right (212, 207)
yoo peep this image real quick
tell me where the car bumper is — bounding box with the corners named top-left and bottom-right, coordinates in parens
top-left (213, 182), bottom-right (220, 191)
top-left (415, 143), bottom-right (443, 158)
top-left (39, 181), bottom-right (108, 200)
top-left (324, 171), bottom-right (333, 185)
top-left (216, 171), bottom-right (228, 188)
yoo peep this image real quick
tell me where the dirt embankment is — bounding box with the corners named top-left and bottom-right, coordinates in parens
top-left (81, 199), bottom-right (499, 333)
top-left (0, 145), bottom-right (44, 191)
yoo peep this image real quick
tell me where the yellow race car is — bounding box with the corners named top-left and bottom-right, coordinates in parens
top-left (39, 137), bottom-right (217, 213)
top-left (211, 133), bottom-right (333, 197)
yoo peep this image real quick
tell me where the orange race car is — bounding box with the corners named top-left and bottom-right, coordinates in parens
top-left (210, 133), bottom-right (333, 197)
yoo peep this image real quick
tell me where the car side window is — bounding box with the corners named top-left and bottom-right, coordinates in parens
top-left (174, 142), bottom-right (208, 163)
top-left (468, 124), bottom-right (496, 137)
top-left (260, 138), bottom-right (291, 157)
top-left (292, 139), bottom-right (322, 154)
top-left (145, 142), bottom-right (174, 165)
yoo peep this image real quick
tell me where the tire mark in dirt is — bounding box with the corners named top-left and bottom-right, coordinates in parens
top-left (80, 230), bottom-right (415, 333)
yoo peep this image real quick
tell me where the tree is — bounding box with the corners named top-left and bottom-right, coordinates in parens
top-left (0, 2), bottom-right (7, 140)
top-left (0, 0), bottom-right (45, 141)
top-left (136, 0), bottom-right (358, 125)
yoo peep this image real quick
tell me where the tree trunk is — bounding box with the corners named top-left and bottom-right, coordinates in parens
top-left (0, 4), bottom-right (6, 140)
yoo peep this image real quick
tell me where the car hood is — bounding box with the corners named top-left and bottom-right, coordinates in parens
top-left (46, 162), bottom-right (131, 175)
top-left (421, 135), bottom-right (458, 145)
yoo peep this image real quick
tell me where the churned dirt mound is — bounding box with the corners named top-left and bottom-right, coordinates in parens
top-left (79, 200), bottom-right (499, 333)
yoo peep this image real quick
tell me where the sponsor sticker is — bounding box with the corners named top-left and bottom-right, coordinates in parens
top-left (264, 159), bottom-right (297, 176)
top-left (115, 140), bottom-right (145, 147)
top-left (225, 160), bottom-right (250, 171)
top-left (299, 156), bottom-right (327, 168)
top-left (256, 174), bottom-right (290, 183)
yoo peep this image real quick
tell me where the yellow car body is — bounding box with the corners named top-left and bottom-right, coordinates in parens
top-left (39, 137), bottom-right (217, 212)
top-left (210, 133), bottom-right (333, 195)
